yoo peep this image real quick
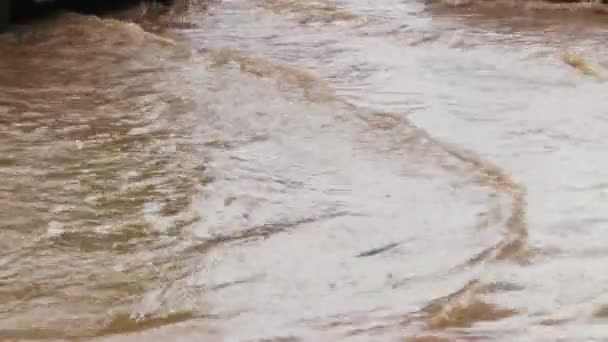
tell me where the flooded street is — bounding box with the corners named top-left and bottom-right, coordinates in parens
top-left (2, 0), bottom-right (608, 340)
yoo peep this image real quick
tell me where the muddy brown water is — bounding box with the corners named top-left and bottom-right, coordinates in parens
top-left (2, 0), bottom-right (608, 341)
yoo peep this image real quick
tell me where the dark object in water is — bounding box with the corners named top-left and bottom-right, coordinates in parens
top-left (0, 0), bottom-right (9, 31)
top-left (0, 0), bottom-right (174, 32)
top-left (356, 242), bottom-right (401, 258)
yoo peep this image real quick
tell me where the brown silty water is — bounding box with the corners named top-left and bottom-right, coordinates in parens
top-left (2, 0), bottom-right (608, 340)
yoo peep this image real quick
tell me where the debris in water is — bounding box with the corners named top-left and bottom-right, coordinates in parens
top-left (562, 52), bottom-right (600, 78)
top-left (356, 242), bottom-right (401, 258)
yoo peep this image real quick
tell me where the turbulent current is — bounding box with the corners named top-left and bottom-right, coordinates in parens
top-left (1, 0), bottom-right (608, 340)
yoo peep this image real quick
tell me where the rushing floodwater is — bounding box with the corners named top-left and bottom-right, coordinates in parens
top-left (2, 0), bottom-right (608, 340)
